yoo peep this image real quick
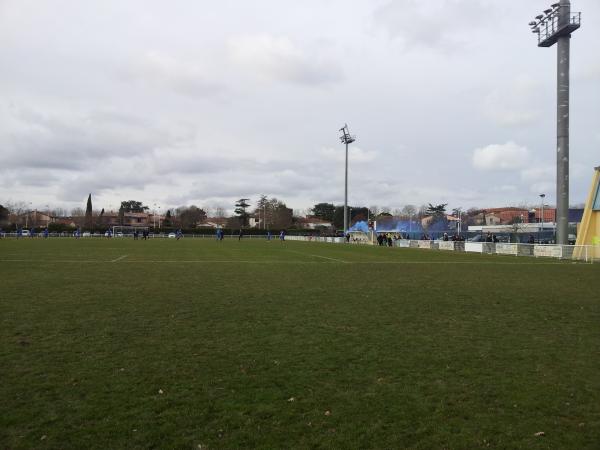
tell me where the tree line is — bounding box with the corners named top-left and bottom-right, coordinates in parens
top-left (2, 196), bottom-right (560, 231)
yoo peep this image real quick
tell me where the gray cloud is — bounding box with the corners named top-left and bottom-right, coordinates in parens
top-left (120, 52), bottom-right (226, 99)
top-left (227, 34), bottom-right (343, 86)
top-left (372, 0), bottom-right (494, 50)
top-left (1, 0), bottom-right (599, 213)
top-left (482, 76), bottom-right (543, 127)
top-left (0, 104), bottom-right (171, 171)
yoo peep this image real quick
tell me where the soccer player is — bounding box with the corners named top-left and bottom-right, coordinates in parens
top-left (279, 230), bottom-right (285, 241)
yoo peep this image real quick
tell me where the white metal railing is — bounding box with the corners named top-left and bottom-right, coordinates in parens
top-left (284, 236), bottom-right (600, 263)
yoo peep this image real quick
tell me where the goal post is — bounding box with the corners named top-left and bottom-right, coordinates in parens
top-left (112, 225), bottom-right (150, 236)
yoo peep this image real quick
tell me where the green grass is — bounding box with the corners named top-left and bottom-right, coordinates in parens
top-left (1, 238), bottom-right (599, 449)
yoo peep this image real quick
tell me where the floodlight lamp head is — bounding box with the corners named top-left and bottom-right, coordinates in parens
top-left (536, 14), bottom-right (544, 19)
top-left (544, 8), bottom-right (553, 14)
top-left (551, 2), bottom-right (560, 8)
top-left (529, 21), bottom-right (537, 26)
top-left (532, 28), bottom-right (540, 33)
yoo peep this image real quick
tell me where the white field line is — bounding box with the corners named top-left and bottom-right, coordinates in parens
top-left (110, 255), bottom-right (128, 263)
top-left (285, 249), bottom-right (348, 263)
top-left (0, 259), bottom-right (574, 265)
top-left (310, 254), bottom-right (349, 263)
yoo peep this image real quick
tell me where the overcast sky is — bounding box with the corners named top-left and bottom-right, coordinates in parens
top-left (1, 0), bottom-right (599, 215)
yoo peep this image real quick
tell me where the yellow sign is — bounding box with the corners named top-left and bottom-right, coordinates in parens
top-left (575, 167), bottom-right (600, 258)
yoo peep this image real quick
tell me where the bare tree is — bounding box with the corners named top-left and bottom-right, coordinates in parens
top-left (71, 207), bottom-right (85, 227)
top-left (401, 205), bottom-right (417, 217)
top-left (51, 207), bottom-right (68, 217)
top-left (6, 201), bottom-right (28, 216)
top-left (214, 206), bottom-right (227, 218)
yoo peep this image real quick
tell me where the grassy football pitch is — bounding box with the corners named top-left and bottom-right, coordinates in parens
top-left (1, 238), bottom-right (599, 449)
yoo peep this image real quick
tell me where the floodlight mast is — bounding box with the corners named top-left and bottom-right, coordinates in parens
top-left (339, 124), bottom-right (356, 236)
top-left (529, 0), bottom-right (581, 245)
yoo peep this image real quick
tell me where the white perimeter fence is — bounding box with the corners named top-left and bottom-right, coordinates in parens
top-left (287, 236), bottom-right (600, 263)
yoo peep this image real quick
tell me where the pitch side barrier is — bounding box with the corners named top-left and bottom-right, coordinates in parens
top-left (281, 235), bottom-right (600, 263)
top-left (400, 240), bottom-right (598, 262)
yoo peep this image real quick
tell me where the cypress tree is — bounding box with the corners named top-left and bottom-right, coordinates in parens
top-left (85, 194), bottom-right (93, 231)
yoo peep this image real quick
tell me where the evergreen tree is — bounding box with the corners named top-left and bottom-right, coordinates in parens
top-left (119, 200), bottom-right (148, 213)
top-left (0, 204), bottom-right (9, 226)
top-left (178, 206), bottom-right (207, 228)
top-left (425, 203), bottom-right (448, 218)
top-left (311, 203), bottom-right (335, 222)
top-left (85, 194), bottom-right (93, 230)
top-left (234, 198), bottom-right (251, 227)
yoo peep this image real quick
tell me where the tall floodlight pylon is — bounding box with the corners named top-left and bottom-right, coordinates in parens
top-left (339, 124), bottom-right (356, 236)
top-left (529, 0), bottom-right (581, 245)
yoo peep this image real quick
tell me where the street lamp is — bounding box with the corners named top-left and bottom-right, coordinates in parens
top-left (539, 194), bottom-right (546, 233)
top-left (349, 207), bottom-right (353, 231)
top-left (529, 0), bottom-right (581, 245)
top-left (339, 124), bottom-right (356, 235)
top-left (25, 202), bottom-right (32, 228)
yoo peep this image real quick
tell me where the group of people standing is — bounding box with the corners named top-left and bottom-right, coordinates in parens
top-left (484, 232), bottom-right (500, 243)
top-left (217, 229), bottom-right (286, 241)
top-left (441, 233), bottom-right (465, 242)
top-left (132, 229), bottom-right (151, 240)
top-left (376, 233), bottom-right (395, 246)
